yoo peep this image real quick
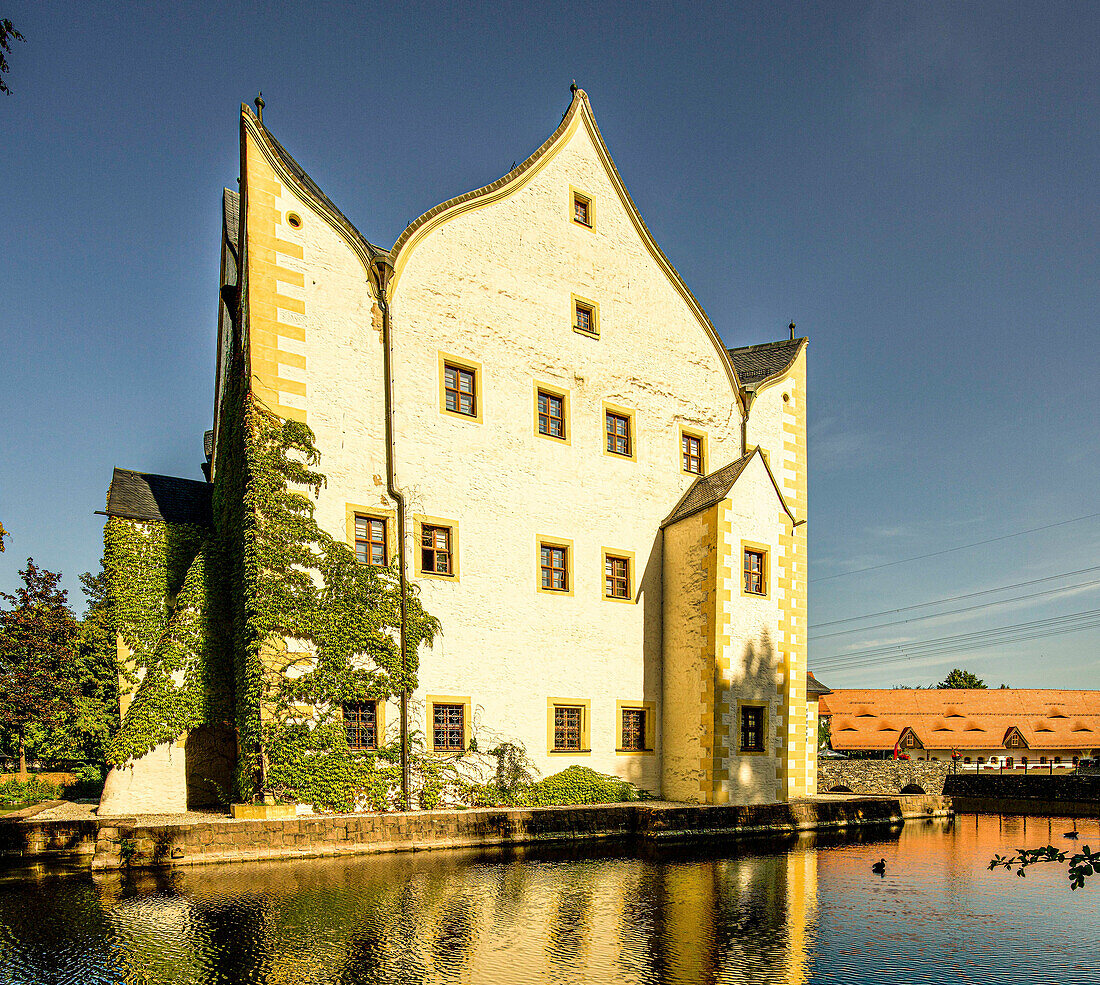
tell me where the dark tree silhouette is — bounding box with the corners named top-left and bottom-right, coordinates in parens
top-left (0, 560), bottom-right (79, 773)
top-left (0, 19), bottom-right (24, 95)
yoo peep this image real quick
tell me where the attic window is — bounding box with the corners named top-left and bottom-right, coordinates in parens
top-left (286, 212), bottom-right (302, 229)
top-left (572, 189), bottom-right (592, 228)
top-left (1048, 707), bottom-right (1067, 718)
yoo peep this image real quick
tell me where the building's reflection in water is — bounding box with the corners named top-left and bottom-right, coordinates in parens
top-left (71, 833), bottom-right (847, 985)
top-left (7, 815), bottom-right (1095, 985)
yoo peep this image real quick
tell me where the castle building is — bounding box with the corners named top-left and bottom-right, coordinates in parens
top-left (99, 88), bottom-right (813, 813)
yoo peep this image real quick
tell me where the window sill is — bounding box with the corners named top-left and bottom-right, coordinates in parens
top-left (549, 748), bottom-right (592, 754)
top-left (615, 748), bottom-right (653, 754)
top-left (573, 326), bottom-right (600, 338)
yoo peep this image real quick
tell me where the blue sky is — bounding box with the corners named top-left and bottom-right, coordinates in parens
top-left (2, 2), bottom-right (1098, 688)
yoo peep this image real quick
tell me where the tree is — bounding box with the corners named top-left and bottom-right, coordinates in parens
top-left (937, 668), bottom-right (986, 689)
top-left (0, 19), bottom-right (24, 95)
top-left (0, 561), bottom-right (79, 774)
top-left (818, 714), bottom-right (831, 751)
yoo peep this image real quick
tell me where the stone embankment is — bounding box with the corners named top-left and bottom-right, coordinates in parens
top-left (0, 795), bottom-right (949, 871)
top-left (818, 760), bottom-right (952, 795)
top-left (944, 773), bottom-right (1100, 817)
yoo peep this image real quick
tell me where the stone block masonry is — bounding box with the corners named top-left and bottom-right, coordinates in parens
top-left (818, 760), bottom-right (952, 795)
top-left (1, 797), bottom-right (950, 871)
top-left (944, 773), bottom-right (1100, 816)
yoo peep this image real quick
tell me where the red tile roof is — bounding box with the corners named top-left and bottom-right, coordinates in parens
top-left (821, 689), bottom-right (1100, 752)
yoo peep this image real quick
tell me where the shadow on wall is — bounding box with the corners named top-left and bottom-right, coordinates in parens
top-left (185, 726), bottom-right (237, 808)
top-left (640, 531), bottom-right (663, 794)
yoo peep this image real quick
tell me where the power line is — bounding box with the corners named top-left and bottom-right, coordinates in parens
top-left (809, 511), bottom-right (1100, 584)
top-left (809, 564), bottom-right (1100, 630)
top-left (811, 615), bottom-right (1100, 676)
top-left (809, 576), bottom-right (1100, 642)
top-left (813, 605), bottom-right (1100, 668)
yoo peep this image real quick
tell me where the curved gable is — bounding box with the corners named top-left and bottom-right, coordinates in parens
top-left (389, 88), bottom-right (741, 398)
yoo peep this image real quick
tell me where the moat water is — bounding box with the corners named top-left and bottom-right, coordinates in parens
top-left (1, 814), bottom-right (1098, 984)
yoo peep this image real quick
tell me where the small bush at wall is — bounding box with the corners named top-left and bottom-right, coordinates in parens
top-left (0, 776), bottom-right (60, 806)
top-left (531, 766), bottom-right (643, 806)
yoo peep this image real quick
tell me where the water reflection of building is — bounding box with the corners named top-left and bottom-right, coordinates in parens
top-left (81, 845), bottom-right (827, 985)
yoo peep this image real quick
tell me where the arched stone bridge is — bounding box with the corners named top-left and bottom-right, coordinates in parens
top-left (818, 760), bottom-right (952, 796)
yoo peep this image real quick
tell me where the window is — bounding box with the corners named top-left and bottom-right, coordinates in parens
top-left (541, 544), bottom-right (568, 592)
top-left (354, 514), bottom-right (387, 566)
top-left (1009, 733), bottom-right (1020, 747)
top-left (433, 703), bottom-right (465, 752)
top-left (421, 525), bottom-right (452, 575)
top-left (606, 411), bottom-right (631, 456)
top-left (444, 363), bottom-right (476, 416)
top-left (621, 708), bottom-right (646, 751)
top-left (682, 433), bottom-right (704, 475)
top-left (605, 554), bottom-right (630, 599)
top-left (740, 705), bottom-right (765, 753)
top-left (573, 194), bottom-right (590, 226)
top-left (344, 701), bottom-right (377, 751)
top-left (554, 705), bottom-right (583, 751)
top-left (743, 548), bottom-right (766, 595)
top-left (538, 390), bottom-right (565, 438)
top-left (906, 735), bottom-right (915, 748)
top-left (575, 302), bottom-right (594, 335)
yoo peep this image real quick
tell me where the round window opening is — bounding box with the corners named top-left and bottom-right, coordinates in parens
top-left (287, 212), bottom-right (302, 229)
top-left (782, 393), bottom-right (790, 402)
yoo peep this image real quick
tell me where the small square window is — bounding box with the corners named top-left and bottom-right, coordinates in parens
top-left (421, 525), bottom-right (453, 575)
top-left (541, 544), bottom-right (568, 591)
top-left (575, 302), bottom-right (594, 335)
top-left (538, 390), bottom-right (565, 438)
top-left (743, 548), bottom-right (766, 595)
top-left (553, 705), bottom-right (583, 751)
top-left (573, 194), bottom-right (590, 226)
top-left (682, 433), bottom-right (704, 474)
top-left (344, 701), bottom-right (377, 751)
top-left (740, 706), bottom-right (765, 753)
top-left (354, 515), bottom-right (387, 566)
top-left (433, 703), bottom-right (465, 752)
top-left (606, 411), bottom-right (631, 456)
top-left (621, 708), bottom-right (646, 751)
top-left (605, 555), bottom-right (630, 599)
top-left (444, 363), bottom-right (476, 416)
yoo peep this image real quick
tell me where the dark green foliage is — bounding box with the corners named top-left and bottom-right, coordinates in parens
top-left (0, 19), bottom-right (24, 95)
top-left (990, 844), bottom-right (1100, 890)
top-left (936, 669), bottom-right (986, 689)
top-left (0, 561), bottom-right (80, 773)
top-left (0, 776), bottom-right (60, 806)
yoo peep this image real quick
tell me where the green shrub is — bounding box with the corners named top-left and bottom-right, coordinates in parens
top-left (0, 776), bottom-right (61, 806)
top-left (530, 766), bottom-right (641, 806)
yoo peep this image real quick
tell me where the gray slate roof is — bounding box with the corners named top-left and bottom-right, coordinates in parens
top-left (106, 468), bottom-right (212, 526)
top-left (806, 672), bottom-right (832, 697)
top-left (661, 452), bottom-right (754, 527)
top-left (727, 337), bottom-right (804, 386)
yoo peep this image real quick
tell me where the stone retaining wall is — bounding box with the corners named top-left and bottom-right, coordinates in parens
top-left (944, 773), bottom-right (1100, 816)
top-left (818, 760), bottom-right (952, 795)
top-left (0, 795), bottom-right (949, 871)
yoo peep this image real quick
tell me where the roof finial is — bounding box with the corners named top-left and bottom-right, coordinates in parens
top-left (571, 80), bottom-right (578, 95)
top-left (254, 91), bottom-right (265, 123)
top-left (789, 321), bottom-right (796, 340)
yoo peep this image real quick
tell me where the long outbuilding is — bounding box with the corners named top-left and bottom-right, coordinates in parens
top-left (821, 689), bottom-right (1100, 767)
